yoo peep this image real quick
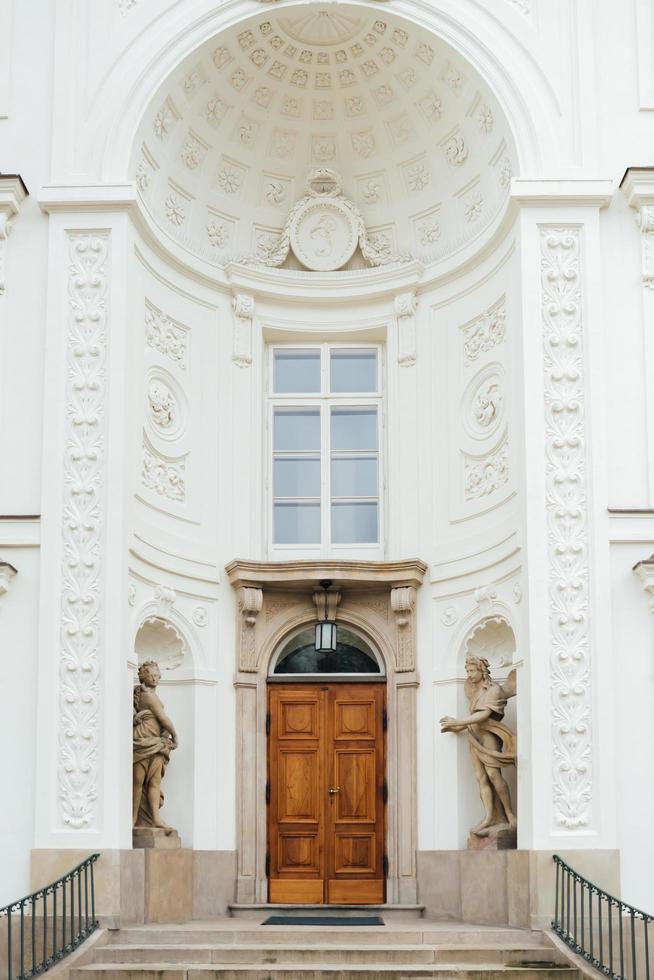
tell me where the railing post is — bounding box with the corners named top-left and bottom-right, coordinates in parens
top-left (7, 906), bottom-right (12, 980)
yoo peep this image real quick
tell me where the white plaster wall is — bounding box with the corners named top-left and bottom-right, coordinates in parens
top-left (1, 0), bottom-right (654, 909)
top-left (610, 539), bottom-right (654, 912)
top-left (0, 537), bottom-right (40, 904)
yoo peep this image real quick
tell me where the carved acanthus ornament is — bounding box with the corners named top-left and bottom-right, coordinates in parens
top-left (395, 291), bottom-right (418, 366)
top-left (238, 587), bottom-right (264, 671)
top-left (237, 169), bottom-right (411, 271)
top-left (0, 175), bottom-right (27, 295)
top-left (540, 226), bottom-right (593, 830)
top-left (232, 292), bottom-right (255, 368)
top-left (58, 233), bottom-right (109, 829)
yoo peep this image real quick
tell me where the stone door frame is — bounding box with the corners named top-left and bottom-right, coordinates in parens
top-left (227, 559), bottom-right (426, 905)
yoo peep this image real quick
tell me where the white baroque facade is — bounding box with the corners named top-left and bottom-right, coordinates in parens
top-left (1, 0), bottom-right (654, 923)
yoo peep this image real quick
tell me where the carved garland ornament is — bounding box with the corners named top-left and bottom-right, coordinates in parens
top-left (238, 168), bottom-right (411, 270)
top-left (58, 234), bottom-right (109, 829)
top-left (540, 227), bottom-right (592, 830)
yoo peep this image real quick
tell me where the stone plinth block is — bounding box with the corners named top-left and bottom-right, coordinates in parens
top-left (145, 849), bottom-right (193, 923)
top-left (133, 828), bottom-right (181, 849)
top-left (468, 827), bottom-right (517, 850)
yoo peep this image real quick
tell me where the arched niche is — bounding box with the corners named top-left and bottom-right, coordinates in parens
top-left (454, 614), bottom-right (518, 847)
top-left (132, 613), bottom-right (198, 848)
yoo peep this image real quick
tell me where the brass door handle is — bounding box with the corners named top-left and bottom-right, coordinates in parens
top-left (328, 787), bottom-right (341, 795)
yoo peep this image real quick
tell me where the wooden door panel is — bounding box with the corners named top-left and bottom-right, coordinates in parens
top-left (268, 682), bottom-right (386, 905)
top-left (334, 832), bottom-right (377, 874)
top-left (278, 699), bottom-right (320, 739)
top-left (334, 700), bottom-right (376, 740)
top-left (278, 749), bottom-right (320, 822)
top-left (334, 749), bottom-right (376, 823)
top-left (277, 831), bottom-right (321, 874)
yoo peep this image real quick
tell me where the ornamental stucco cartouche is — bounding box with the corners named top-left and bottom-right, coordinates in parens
top-left (540, 227), bottom-right (593, 830)
top-left (58, 233), bottom-right (109, 829)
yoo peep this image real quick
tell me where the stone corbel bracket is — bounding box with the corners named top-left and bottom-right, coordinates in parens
top-left (0, 175), bottom-right (28, 295)
top-left (232, 292), bottom-right (255, 367)
top-left (238, 586), bottom-right (263, 671)
top-left (622, 168), bottom-right (654, 290)
top-left (313, 588), bottom-right (342, 621)
top-left (390, 585), bottom-right (417, 671)
top-left (634, 554), bottom-right (654, 612)
top-left (0, 560), bottom-right (17, 598)
top-left (395, 291), bottom-right (418, 366)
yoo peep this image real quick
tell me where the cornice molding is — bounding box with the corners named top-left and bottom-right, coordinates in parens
top-left (510, 178), bottom-right (614, 208)
top-left (38, 183), bottom-right (137, 214)
top-left (226, 558), bottom-right (428, 591)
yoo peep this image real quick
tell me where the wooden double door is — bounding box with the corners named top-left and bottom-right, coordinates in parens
top-left (267, 682), bottom-right (386, 905)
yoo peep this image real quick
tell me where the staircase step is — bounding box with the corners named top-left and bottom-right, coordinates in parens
top-left (93, 944), bottom-right (565, 968)
top-left (71, 964), bottom-right (579, 980)
top-left (107, 929), bottom-right (544, 947)
top-left (228, 904), bottom-right (425, 922)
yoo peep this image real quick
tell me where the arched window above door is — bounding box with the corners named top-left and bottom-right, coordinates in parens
top-left (270, 625), bottom-right (383, 677)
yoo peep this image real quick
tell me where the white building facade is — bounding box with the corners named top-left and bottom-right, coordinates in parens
top-left (2, 0), bottom-right (654, 925)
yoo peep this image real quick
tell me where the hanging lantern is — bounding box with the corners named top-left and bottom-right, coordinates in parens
top-left (314, 619), bottom-right (338, 654)
top-left (314, 579), bottom-right (338, 653)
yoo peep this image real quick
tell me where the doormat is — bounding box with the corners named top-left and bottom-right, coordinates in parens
top-left (263, 915), bottom-right (384, 926)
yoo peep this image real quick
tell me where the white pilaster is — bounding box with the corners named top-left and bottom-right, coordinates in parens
top-left (514, 182), bottom-right (617, 851)
top-left (34, 190), bottom-right (136, 849)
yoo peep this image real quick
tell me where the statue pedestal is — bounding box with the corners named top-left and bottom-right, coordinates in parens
top-left (133, 827), bottom-right (181, 849)
top-left (467, 826), bottom-right (517, 850)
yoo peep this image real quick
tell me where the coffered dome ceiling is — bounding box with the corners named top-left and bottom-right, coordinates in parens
top-left (133, 4), bottom-right (517, 272)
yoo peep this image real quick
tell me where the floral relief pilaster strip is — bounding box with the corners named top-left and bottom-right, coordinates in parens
top-left (58, 234), bottom-right (109, 829)
top-left (540, 226), bottom-right (592, 830)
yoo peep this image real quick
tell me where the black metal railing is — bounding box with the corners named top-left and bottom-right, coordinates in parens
top-left (553, 854), bottom-right (653, 980)
top-left (0, 854), bottom-right (100, 980)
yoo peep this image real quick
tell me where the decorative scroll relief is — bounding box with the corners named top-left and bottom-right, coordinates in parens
top-left (395, 291), bottom-right (418, 366)
top-left (232, 293), bottom-right (255, 367)
top-left (142, 438), bottom-right (186, 502)
top-left (145, 301), bottom-right (188, 369)
top-left (464, 440), bottom-right (509, 500)
top-left (58, 234), bottom-right (109, 829)
top-left (462, 299), bottom-right (506, 365)
top-left (540, 227), bottom-right (592, 830)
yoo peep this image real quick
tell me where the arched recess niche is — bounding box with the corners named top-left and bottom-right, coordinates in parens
top-left (129, 612), bottom-right (199, 847)
top-left (121, 0), bottom-right (535, 282)
top-left (436, 610), bottom-right (519, 849)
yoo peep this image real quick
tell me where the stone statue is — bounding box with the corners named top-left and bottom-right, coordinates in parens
top-left (132, 659), bottom-right (178, 837)
top-left (440, 655), bottom-right (517, 844)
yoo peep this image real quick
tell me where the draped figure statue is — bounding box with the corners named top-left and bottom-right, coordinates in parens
top-left (132, 659), bottom-right (178, 834)
top-left (440, 655), bottom-right (517, 840)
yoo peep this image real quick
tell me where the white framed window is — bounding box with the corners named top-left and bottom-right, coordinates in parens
top-left (267, 342), bottom-right (383, 556)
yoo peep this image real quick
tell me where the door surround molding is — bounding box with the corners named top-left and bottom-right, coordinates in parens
top-left (228, 559), bottom-right (426, 904)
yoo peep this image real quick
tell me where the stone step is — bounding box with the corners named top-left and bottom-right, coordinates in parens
top-left (107, 929), bottom-right (545, 947)
top-left (71, 964), bottom-right (579, 980)
top-left (228, 904), bottom-right (425, 922)
top-left (93, 944), bottom-right (566, 967)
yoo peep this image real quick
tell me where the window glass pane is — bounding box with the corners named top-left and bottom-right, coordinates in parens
top-left (274, 409), bottom-right (320, 451)
top-left (331, 502), bottom-right (379, 544)
top-left (274, 502), bottom-right (321, 544)
top-left (330, 350), bottom-right (378, 393)
top-left (274, 350), bottom-right (321, 393)
top-left (273, 627), bottom-right (381, 674)
top-left (274, 458), bottom-right (320, 498)
top-left (331, 457), bottom-right (378, 498)
top-left (331, 408), bottom-right (378, 451)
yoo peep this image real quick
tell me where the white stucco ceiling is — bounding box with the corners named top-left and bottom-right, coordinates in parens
top-left (133, 4), bottom-right (517, 271)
